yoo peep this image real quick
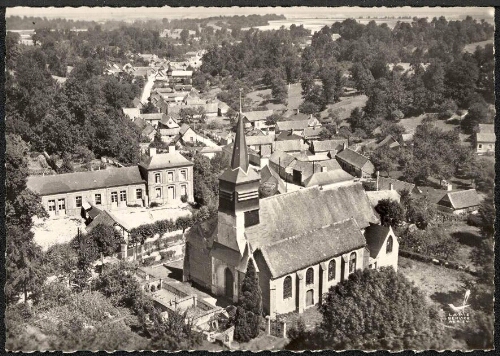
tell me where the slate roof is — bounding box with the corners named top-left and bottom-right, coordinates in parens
top-left (438, 189), bottom-right (481, 210)
top-left (275, 131), bottom-right (303, 141)
top-left (160, 128), bottom-right (181, 137)
top-left (243, 110), bottom-right (274, 122)
top-left (376, 135), bottom-right (400, 149)
top-left (276, 120), bottom-right (310, 131)
top-left (274, 140), bottom-right (303, 152)
top-left (476, 133), bottom-right (495, 143)
top-left (366, 190), bottom-right (401, 208)
top-left (179, 124), bottom-right (191, 136)
top-left (256, 218), bottom-right (366, 278)
top-left (312, 139), bottom-right (348, 153)
top-left (364, 225), bottom-right (391, 259)
top-left (245, 183), bottom-right (379, 250)
top-left (336, 148), bottom-right (371, 169)
top-left (27, 167), bottom-right (145, 196)
top-left (303, 169), bottom-right (354, 188)
top-left (139, 151), bottom-right (193, 170)
top-left (246, 135), bottom-right (274, 146)
top-left (140, 113), bottom-right (167, 122)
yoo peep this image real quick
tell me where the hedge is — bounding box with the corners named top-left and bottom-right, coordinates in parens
top-left (143, 256), bottom-right (157, 266)
top-left (160, 250), bottom-right (176, 262)
top-left (399, 249), bottom-right (478, 276)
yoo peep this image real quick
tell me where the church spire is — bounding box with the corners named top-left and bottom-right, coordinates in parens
top-left (231, 113), bottom-right (249, 172)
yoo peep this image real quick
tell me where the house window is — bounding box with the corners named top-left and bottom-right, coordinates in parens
top-left (167, 171), bottom-right (174, 182)
top-left (155, 173), bottom-right (161, 183)
top-left (181, 185), bottom-right (187, 197)
top-left (349, 252), bottom-right (357, 274)
top-left (48, 199), bottom-right (56, 212)
top-left (75, 196), bottom-right (82, 208)
top-left (95, 194), bottom-right (102, 205)
top-left (478, 144), bottom-right (483, 149)
top-left (386, 236), bottom-right (393, 254)
top-left (57, 198), bottom-right (66, 211)
top-left (283, 276), bottom-right (292, 299)
top-left (306, 268), bottom-right (314, 285)
top-left (120, 190), bottom-right (127, 202)
top-left (328, 260), bottom-right (336, 281)
top-left (190, 136), bottom-right (194, 142)
top-left (136, 189), bottom-right (143, 200)
top-left (180, 170), bottom-right (187, 181)
top-left (111, 192), bottom-right (118, 203)
top-left (155, 187), bottom-right (162, 198)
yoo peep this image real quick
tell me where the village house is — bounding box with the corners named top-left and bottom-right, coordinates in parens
top-left (303, 127), bottom-right (324, 141)
top-left (310, 139), bottom-right (348, 158)
top-left (139, 113), bottom-right (168, 128)
top-left (260, 165), bottom-right (287, 195)
top-left (476, 124), bottom-right (495, 154)
top-left (241, 110), bottom-right (274, 131)
top-left (27, 167), bottom-right (147, 218)
top-left (289, 159), bottom-right (343, 186)
top-left (139, 147), bottom-right (194, 206)
top-left (373, 135), bottom-right (401, 150)
top-left (275, 131), bottom-right (303, 142)
top-left (302, 169), bottom-right (355, 190)
top-left (364, 225), bottom-right (399, 270)
top-left (123, 107), bottom-right (141, 120)
top-left (133, 117), bottom-right (156, 142)
top-left (245, 135), bottom-right (274, 158)
top-left (335, 148), bottom-right (375, 178)
top-left (365, 189), bottom-right (401, 208)
top-left (275, 116), bottom-right (321, 137)
top-left (436, 189), bottom-right (481, 215)
top-left (375, 175), bottom-right (418, 194)
top-left (183, 116), bottom-right (398, 317)
top-left (200, 146), bottom-right (223, 160)
top-left (273, 139), bottom-right (306, 154)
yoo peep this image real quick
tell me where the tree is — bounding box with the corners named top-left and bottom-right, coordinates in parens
top-left (400, 191), bottom-right (436, 229)
top-left (265, 112), bottom-right (284, 126)
top-left (180, 29), bottom-right (190, 45)
top-left (477, 196), bottom-right (494, 239)
top-left (313, 268), bottom-right (453, 350)
top-left (471, 158), bottom-right (494, 193)
top-left (271, 77), bottom-right (288, 104)
top-left (234, 259), bottom-right (262, 342)
top-left (350, 62), bottom-right (374, 94)
top-left (461, 101), bottom-right (491, 134)
top-left (298, 101), bottom-right (320, 115)
top-left (87, 224), bottom-right (124, 262)
top-left (370, 146), bottom-right (399, 177)
top-left (375, 199), bottom-right (405, 227)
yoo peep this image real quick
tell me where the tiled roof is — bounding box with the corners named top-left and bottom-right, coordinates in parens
top-left (336, 148), bottom-right (370, 169)
top-left (243, 110), bottom-right (274, 122)
top-left (86, 210), bottom-right (119, 232)
top-left (260, 165), bottom-right (286, 193)
top-left (366, 190), bottom-right (401, 208)
top-left (377, 177), bottom-right (415, 193)
top-left (123, 107), bottom-right (140, 119)
top-left (364, 225), bottom-right (391, 259)
top-left (312, 139), bottom-right (347, 153)
top-left (376, 135), bottom-right (400, 149)
top-left (303, 127), bottom-right (323, 138)
top-left (478, 124), bottom-right (494, 133)
top-left (274, 140), bottom-right (303, 152)
top-left (27, 167), bottom-right (145, 196)
top-left (276, 120), bottom-right (309, 131)
top-left (159, 128), bottom-right (181, 136)
top-left (439, 189), bottom-right (481, 210)
top-left (269, 151), bottom-right (296, 168)
top-left (140, 113), bottom-right (167, 121)
top-left (179, 124), bottom-right (192, 136)
top-left (275, 131), bottom-right (302, 141)
top-left (303, 169), bottom-right (354, 188)
top-left (246, 135), bottom-right (274, 146)
top-left (245, 183), bottom-right (379, 250)
top-left (257, 218), bottom-right (366, 278)
top-left (476, 132), bottom-right (495, 143)
top-left (139, 151), bottom-right (193, 170)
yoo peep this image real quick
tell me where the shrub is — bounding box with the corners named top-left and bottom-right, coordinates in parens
top-left (181, 194), bottom-right (188, 203)
top-left (150, 202), bottom-right (161, 208)
top-left (143, 256), bottom-right (156, 266)
top-left (160, 250), bottom-right (176, 262)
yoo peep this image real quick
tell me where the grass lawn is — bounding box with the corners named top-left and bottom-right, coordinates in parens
top-left (463, 39), bottom-right (493, 53)
top-left (320, 93), bottom-right (368, 124)
top-left (246, 82), bottom-right (303, 113)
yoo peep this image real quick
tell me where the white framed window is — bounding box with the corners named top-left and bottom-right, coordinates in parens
top-left (58, 198), bottom-right (66, 211)
top-left (111, 191), bottom-right (118, 203)
top-left (75, 196), bottom-right (82, 208)
top-left (155, 172), bottom-right (161, 183)
top-left (48, 200), bottom-right (56, 212)
top-left (181, 185), bottom-right (187, 196)
top-left (386, 236), bottom-right (393, 254)
top-left (349, 252), bottom-right (357, 274)
top-left (136, 189), bottom-right (143, 200)
top-left (180, 169), bottom-right (187, 181)
top-left (155, 187), bottom-right (162, 198)
top-left (478, 144), bottom-right (483, 149)
top-left (167, 171), bottom-right (174, 182)
top-left (120, 190), bottom-right (127, 202)
top-left (95, 194), bottom-right (102, 205)
top-left (283, 276), bottom-right (292, 299)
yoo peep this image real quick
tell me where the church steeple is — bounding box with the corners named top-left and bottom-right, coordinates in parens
top-left (230, 114), bottom-right (249, 172)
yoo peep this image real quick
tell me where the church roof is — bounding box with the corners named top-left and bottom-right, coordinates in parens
top-left (256, 218), bottom-right (366, 278)
top-left (245, 183), bottom-right (379, 250)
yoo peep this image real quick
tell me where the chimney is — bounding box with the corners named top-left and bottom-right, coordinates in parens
top-left (295, 108), bottom-right (299, 115)
top-left (321, 166), bottom-right (327, 173)
top-left (149, 147), bottom-right (157, 157)
top-left (376, 171), bottom-right (380, 191)
top-left (169, 145), bottom-right (176, 153)
top-left (389, 182), bottom-right (394, 191)
top-left (289, 129), bottom-right (293, 135)
top-left (343, 142), bottom-right (347, 150)
top-left (447, 183), bottom-right (453, 191)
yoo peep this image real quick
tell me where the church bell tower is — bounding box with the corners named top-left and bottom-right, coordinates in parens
top-left (217, 114), bottom-right (261, 255)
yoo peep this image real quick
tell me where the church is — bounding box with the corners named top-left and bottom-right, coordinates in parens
top-left (183, 116), bottom-right (399, 318)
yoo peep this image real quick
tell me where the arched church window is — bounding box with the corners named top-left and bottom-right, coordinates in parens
top-left (283, 276), bottom-right (292, 299)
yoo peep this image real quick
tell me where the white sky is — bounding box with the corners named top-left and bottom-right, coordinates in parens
top-left (7, 6), bottom-right (495, 22)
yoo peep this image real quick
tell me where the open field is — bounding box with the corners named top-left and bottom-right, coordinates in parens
top-left (246, 82), bottom-right (303, 113)
top-left (463, 39), bottom-right (493, 53)
top-left (321, 93), bottom-right (368, 121)
top-left (32, 216), bottom-right (86, 251)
